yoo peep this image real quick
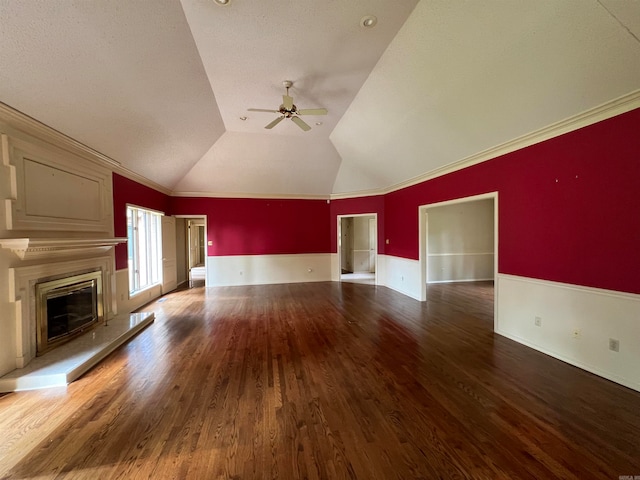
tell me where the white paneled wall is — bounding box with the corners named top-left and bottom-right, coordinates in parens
top-left (497, 274), bottom-right (640, 392)
top-left (378, 255), bottom-right (422, 300)
top-left (206, 254), bottom-right (331, 287)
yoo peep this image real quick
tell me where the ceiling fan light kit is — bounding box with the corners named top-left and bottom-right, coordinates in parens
top-left (248, 80), bottom-right (328, 132)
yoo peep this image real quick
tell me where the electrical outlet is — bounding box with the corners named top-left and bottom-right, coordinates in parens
top-left (609, 338), bottom-right (620, 352)
top-left (534, 316), bottom-right (542, 327)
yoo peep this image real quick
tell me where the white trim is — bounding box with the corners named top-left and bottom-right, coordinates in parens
top-left (0, 237), bottom-right (126, 261)
top-left (496, 330), bottom-right (640, 393)
top-left (125, 203), bottom-right (165, 216)
top-left (331, 89), bottom-right (640, 199)
top-left (427, 252), bottom-right (494, 257)
top-left (114, 166), bottom-right (171, 196)
top-left (205, 253), bottom-right (331, 286)
top-left (0, 102), bottom-right (119, 170)
top-left (428, 278), bottom-right (495, 284)
top-left (496, 273), bottom-right (640, 392)
top-left (498, 273), bottom-right (639, 302)
top-left (378, 254), bottom-right (422, 300)
top-left (171, 190), bottom-right (330, 200)
top-left (330, 189), bottom-right (383, 200)
top-left (336, 213), bottom-right (378, 285)
top-left (418, 191), bottom-right (498, 321)
top-left (173, 214), bottom-right (208, 288)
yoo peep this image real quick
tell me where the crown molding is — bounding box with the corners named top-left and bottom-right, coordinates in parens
top-left (170, 190), bottom-right (330, 201)
top-left (113, 165), bottom-right (172, 196)
top-left (331, 89), bottom-right (640, 200)
top-left (330, 189), bottom-right (385, 201)
top-left (0, 102), bottom-right (121, 170)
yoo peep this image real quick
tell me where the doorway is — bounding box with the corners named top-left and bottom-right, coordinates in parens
top-left (338, 214), bottom-right (377, 285)
top-left (419, 192), bottom-right (498, 328)
top-left (187, 219), bottom-right (206, 286)
top-left (174, 216), bottom-right (207, 288)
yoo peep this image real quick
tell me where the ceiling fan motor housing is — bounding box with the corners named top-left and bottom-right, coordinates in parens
top-left (279, 104), bottom-right (297, 117)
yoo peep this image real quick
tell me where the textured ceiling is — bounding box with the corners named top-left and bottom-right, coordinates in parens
top-left (1, 0), bottom-right (639, 197)
top-left (331, 0), bottom-right (640, 193)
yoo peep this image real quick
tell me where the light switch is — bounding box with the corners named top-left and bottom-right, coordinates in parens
top-left (207, 241), bottom-right (213, 246)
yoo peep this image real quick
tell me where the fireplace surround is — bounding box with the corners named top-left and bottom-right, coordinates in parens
top-left (9, 254), bottom-right (115, 369)
top-left (35, 270), bottom-right (103, 355)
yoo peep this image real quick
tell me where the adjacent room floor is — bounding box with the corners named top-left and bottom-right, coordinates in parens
top-left (340, 272), bottom-right (375, 285)
top-left (1, 281), bottom-right (638, 479)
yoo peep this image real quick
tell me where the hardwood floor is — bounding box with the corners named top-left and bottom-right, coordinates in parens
top-left (1, 281), bottom-right (639, 479)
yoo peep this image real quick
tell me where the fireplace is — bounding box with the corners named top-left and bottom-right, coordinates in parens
top-left (35, 270), bottom-right (104, 355)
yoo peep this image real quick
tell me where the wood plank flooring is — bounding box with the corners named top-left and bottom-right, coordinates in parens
top-left (1, 281), bottom-right (639, 479)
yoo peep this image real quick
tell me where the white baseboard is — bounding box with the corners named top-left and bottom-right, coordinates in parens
top-left (206, 253), bottom-right (331, 286)
top-left (496, 274), bottom-right (640, 392)
top-left (428, 277), bottom-right (494, 284)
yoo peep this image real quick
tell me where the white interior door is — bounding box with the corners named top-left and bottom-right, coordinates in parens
top-left (161, 216), bottom-right (177, 294)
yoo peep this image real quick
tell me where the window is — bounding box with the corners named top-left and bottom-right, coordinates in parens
top-left (127, 205), bottom-right (162, 295)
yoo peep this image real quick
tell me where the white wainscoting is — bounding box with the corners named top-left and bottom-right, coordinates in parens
top-left (427, 252), bottom-right (494, 283)
top-left (496, 274), bottom-right (640, 392)
top-left (330, 253), bottom-right (340, 282)
top-left (206, 254), bottom-right (331, 287)
top-left (377, 254), bottom-right (422, 300)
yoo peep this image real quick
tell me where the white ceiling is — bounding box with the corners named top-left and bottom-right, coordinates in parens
top-left (1, 0), bottom-right (639, 197)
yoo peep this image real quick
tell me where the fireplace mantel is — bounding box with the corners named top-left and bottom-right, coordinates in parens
top-left (0, 237), bottom-right (126, 261)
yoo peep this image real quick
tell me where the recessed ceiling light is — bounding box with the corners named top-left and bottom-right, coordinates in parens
top-left (315, 122), bottom-right (323, 126)
top-left (214, 0), bottom-right (230, 5)
top-left (239, 116), bottom-right (247, 121)
top-left (360, 15), bottom-right (377, 28)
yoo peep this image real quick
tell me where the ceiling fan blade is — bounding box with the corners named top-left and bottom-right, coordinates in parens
top-left (248, 108), bottom-right (279, 113)
top-left (283, 94), bottom-right (294, 110)
top-left (265, 116), bottom-right (285, 129)
top-left (291, 116), bottom-right (311, 132)
top-left (297, 108), bottom-right (328, 116)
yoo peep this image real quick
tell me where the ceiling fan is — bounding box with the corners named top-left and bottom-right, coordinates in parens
top-left (248, 80), bottom-right (328, 131)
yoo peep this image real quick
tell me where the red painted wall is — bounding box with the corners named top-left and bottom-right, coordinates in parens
top-left (112, 173), bottom-right (171, 270)
top-left (329, 195), bottom-right (385, 254)
top-left (170, 197), bottom-right (331, 256)
top-left (112, 108), bottom-right (639, 294)
top-left (380, 108), bottom-right (640, 294)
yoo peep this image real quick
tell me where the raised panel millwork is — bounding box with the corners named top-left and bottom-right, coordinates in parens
top-left (24, 160), bottom-right (101, 221)
top-left (4, 135), bottom-right (113, 233)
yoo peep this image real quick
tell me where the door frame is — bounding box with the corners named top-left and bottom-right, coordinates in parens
top-left (337, 213), bottom-right (378, 284)
top-left (174, 215), bottom-right (208, 287)
top-left (418, 192), bottom-right (498, 329)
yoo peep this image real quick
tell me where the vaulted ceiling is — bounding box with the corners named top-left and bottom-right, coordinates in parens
top-left (1, 0), bottom-right (639, 197)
